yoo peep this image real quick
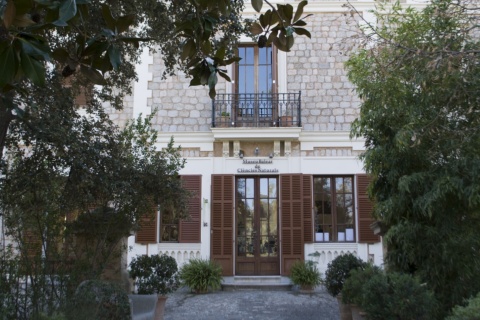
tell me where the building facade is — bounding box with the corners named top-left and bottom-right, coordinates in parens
top-left (120, 0), bottom-right (402, 276)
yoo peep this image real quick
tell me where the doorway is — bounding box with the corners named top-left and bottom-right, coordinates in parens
top-left (236, 176), bottom-right (279, 275)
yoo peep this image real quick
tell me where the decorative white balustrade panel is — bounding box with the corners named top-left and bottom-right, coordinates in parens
top-left (157, 243), bottom-right (202, 268)
top-left (305, 243), bottom-right (359, 276)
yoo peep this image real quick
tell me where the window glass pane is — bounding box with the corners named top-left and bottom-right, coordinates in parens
top-left (239, 47), bottom-right (246, 65)
top-left (246, 47), bottom-right (254, 64)
top-left (260, 178), bottom-right (268, 198)
top-left (336, 177), bottom-right (344, 193)
top-left (246, 178), bottom-right (254, 198)
top-left (346, 206), bottom-right (354, 224)
top-left (269, 179), bottom-right (277, 197)
top-left (258, 66), bottom-right (268, 93)
top-left (246, 66), bottom-right (254, 93)
top-left (344, 177), bottom-right (352, 193)
top-left (237, 178), bottom-right (246, 198)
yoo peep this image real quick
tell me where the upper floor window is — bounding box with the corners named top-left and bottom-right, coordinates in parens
top-left (236, 45), bottom-right (276, 94)
top-left (314, 176), bottom-right (355, 242)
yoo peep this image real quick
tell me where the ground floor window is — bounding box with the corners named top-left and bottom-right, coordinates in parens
top-left (160, 206), bottom-right (179, 242)
top-left (314, 176), bottom-right (355, 242)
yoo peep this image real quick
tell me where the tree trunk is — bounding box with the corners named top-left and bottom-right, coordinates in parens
top-left (0, 101), bottom-right (14, 159)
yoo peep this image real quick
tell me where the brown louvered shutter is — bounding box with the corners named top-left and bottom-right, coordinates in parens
top-left (303, 175), bottom-right (313, 243)
top-left (179, 175), bottom-right (201, 243)
top-left (280, 174), bottom-right (304, 275)
top-left (356, 174), bottom-right (380, 243)
top-left (135, 205), bottom-right (158, 244)
top-left (211, 175), bottom-right (234, 276)
top-left (23, 228), bottom-right (42, 259)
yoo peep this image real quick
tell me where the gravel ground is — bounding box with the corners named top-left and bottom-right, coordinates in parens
top-left (164, 286), bottom-right (339, 320)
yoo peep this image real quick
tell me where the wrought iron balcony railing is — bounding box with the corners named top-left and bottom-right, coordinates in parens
top-left (212, 92), bottom-right (301, 128)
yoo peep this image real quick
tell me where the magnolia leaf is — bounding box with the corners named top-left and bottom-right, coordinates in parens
top-left (3, 0), bottom-right (16, 28)
top-left (218, 70), bottom-right (231, 82)
top-left (209, 86), bottom-right (216, 99)
top-left (116, 14), bottom-right (135, 34)
top-left (200, 69), bottom-right (209, 85)
top-left (293, 0), bottom-right (308, 22)
top-left (13, 14), bottom-right (35, 27)
top-left (293, 20), bottom-right (307, 27)
top-left (107, 45), bottom-right (121, 70)
top-left (20, 51), bottom-right (46, 86)
top-left (0, 46), bottom-right (16, 87)
top-left (201, 40), bottom-right (212, 55)
top-left (251, 0), bottom-right (262, 13)
top-left (189, 75), bottom-right (201, 86)
top-left (19, 38), bottom-right (50, 61)
top-left (208, 71), bottom-right (217, 88)
top-left (277, 4), bottom-right (293, 24)
top-left (214, 46), bottom-right (226, 61)
top-left (101, 4), bottom-right (115, 30)
top-left (58, 0), bottom-right (77, 23)
top-left (80, 64), bottom-right (106, 85)
top-left (250, 22), bottom-right (263, 35)
top-left (181, 39), bottom-right (195, 61)
top-left (14, 0), bottom-right (33, 15)
top-left (285, 26), bottom-right (294, 36)
top-left (294, 27), bottom-right (311, 38)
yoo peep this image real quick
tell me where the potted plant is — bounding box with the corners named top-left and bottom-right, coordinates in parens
top-left (179, 258), bottom-right (222, 293)
top-left (289, 260), bottom-right (322, 293)
top-left (215, 111), bottom-right (230, 127)
top-left (280, 109), bottom-right (293, 127)
top-left (128, 254), bottom-right (180, 320)
top-left (324, 253), bottom-right (366, 320)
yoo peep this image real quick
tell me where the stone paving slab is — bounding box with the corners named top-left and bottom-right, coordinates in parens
top-left (164, 286), bottom-right (339, 320)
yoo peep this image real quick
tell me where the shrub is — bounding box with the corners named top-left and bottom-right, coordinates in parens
top-left (324, 253), bottom-right (366, 297)
top-left (341, 264), bottom-right (382, 305)
top-left (67, 280), bottom-right (131, 320)
top-left (446, 292), bottom-right (480, 320)
top-left (128, 254), bottom-right (180, 295)
top-left (290, 260), bottom-right (321, 288)
top-left (179, 258), bottom-right (222, 293)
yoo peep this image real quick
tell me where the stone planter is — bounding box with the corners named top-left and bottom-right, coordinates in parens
top-left (336, 294), bottom-right (352, 320)
top-left (129, 294), bottom-right (167, 320)
top-left (298, 284), bottom-right (315, 293)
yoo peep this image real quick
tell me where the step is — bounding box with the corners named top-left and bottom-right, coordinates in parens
top-left (221, 276), bottom-right (293, 291)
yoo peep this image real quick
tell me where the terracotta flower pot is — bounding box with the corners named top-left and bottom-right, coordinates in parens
top-left (155, 295), bottom-right (168, 320)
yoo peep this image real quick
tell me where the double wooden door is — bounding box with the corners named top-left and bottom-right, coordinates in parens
top-left (235, 176), bottom-right (279, 275)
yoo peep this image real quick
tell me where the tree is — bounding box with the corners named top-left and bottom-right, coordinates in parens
top-left (347, 0), bottom-right (480, 315)
top-left (0, 1), bottom-right (313, 317)
top-left (0, 0), bottom-right (312, 157)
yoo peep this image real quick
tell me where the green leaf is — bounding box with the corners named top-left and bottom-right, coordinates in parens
top-left (277, 4), bottom-right (293, 24)
top-left (209, 86), bottom-right (216, 99)
top-left (208, 70), bottom-right (217, 88)
top-left (57, 0), bottom-right (77, 23)
top-left (116, 14), bottom-right (135, 34)
top-left (52, 47), bottom-right (70, 63)
top-left (181, 39), bottom-right (195, 61)
top-left (251, 0), bottom-right (262, 12)
top-left (250, 22), bottom-right (263, 35)
top-left (20, 51), bottom-right (45, 86)
top-left (3, 0), bottom-right (16, 28)
top-left (200, 40), bottom-right (211, 55)
top-left (0, 46), bottom-right (16, 87)
top-left (214, 46), bottom-right (226, 60)
top-left (13, 14), bottom-right (35, 27)
top-left (19, 38), bottom-right (50, 61)
top-left (218, 70), bottom-right (231, 82)
top-left (107, 45), bottom-right (121, 70)
top-left (293, 0), bottom-right (308, 23)
top-left (294, 27), bottom-right (311, 38)
top-left (80, 64), bottom-right (106, 85)
top-left (101, 4), bottom-right (115, 30)
top-left (293, 20), bottom-right (307, 27)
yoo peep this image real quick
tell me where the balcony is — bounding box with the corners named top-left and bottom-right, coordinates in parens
top-left (212, 92), bottom-right (301, 128)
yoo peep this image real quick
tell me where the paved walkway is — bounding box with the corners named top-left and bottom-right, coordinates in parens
top-left (164, 286), bottom-right (339, 320)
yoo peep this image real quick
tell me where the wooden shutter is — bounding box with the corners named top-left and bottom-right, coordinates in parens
top-left (135, 205), bottom-right (158, 244)
top-left (179, 175), bottom-right (201, 243)
top-left (23, 228), bottom-right (42, 259)
top-left (211, 175), bottom-right (234, 276)
top-left (280, 174), bottom-right (304, 275)
top-left (303, 175), bottom-right (313, 243)
top-left (356, 174), bottom-right (380, 243)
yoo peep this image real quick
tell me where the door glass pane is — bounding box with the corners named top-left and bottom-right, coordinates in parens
top-left (269, 179), bottom-right (277, 197)
top-left (260, 178), bottom-right (268, 198)
top-left (246, 178), bottom-right (254, 198)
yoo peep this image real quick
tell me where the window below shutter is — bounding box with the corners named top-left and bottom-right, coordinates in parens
top-left (303, 175), bottom-right (313, 243)
top-left (356, 174), bottom-right (380, 243)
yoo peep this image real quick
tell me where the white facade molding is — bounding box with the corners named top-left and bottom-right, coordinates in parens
top-left (154, 132), bottom-right (214, 151)
top-left (299, 131), bottom-right (365, 151)
top-left (211, 127), bottom-right (302, 141)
